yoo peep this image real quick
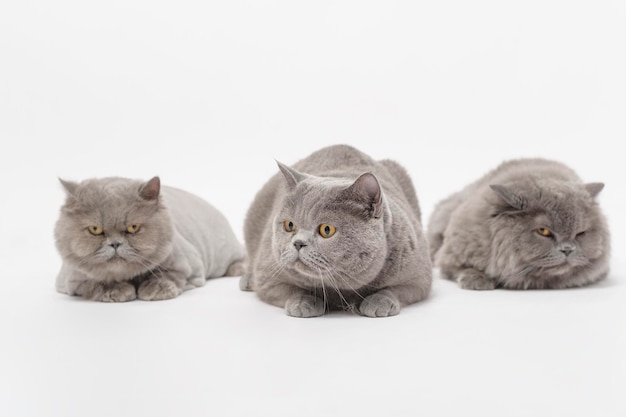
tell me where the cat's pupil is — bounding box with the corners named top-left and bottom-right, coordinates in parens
top-left (324, 226), bottom-right (330, 234)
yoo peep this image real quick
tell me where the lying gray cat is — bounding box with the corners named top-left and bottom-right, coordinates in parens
top-left (55, 176), bottom-right (244, 302)
top-left (428, 158), bottom-right (610, 290)
top-left (240, 145), bottom-right (432, 317)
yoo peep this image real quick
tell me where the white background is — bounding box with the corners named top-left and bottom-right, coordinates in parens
top-left (1, 1), bottom-right (625, 416)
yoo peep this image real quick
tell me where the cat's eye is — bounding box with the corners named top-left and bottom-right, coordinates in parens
top-left (88, 226), bottom-right (104, 236)
top-left (536, 227), bottom-right (552, 237)
top-left (126, 224), bottom-right (141, 234)
top-left (576, 231), bottom-right (586, 238)
top-left (319, 224), bottom-right (336, 238)
top-left (284, 220), bottom-right (296, 233)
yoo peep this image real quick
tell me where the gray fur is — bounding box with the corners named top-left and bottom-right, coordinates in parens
top-left (55, 176), bottom-right (244, 302)
top-left (428, 158), bottom-right (610, 290)
top-left (241, 145), bottom-right (432, 317)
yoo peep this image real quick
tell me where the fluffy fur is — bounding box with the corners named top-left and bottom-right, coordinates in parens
top-left (55, 176), bottom-right (244, 302)
top-left (240, 145), bottom-right (432, 317)
top-left (428, 158), bottom-right (610, 290)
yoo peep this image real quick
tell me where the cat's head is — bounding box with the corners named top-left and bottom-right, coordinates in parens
top-left (487, 179), bottom-right (609, 286)
top-left (54, 176), bottom-right (174, 280)
top-left (270, 162), bottom-right (388, 290)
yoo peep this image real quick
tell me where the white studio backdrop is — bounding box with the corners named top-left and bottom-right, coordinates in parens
top-left (1, 1), bottom-right (625, 417)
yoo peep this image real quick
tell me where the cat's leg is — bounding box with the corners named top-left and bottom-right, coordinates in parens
top-left (62, 266), bottom-right (136, 302)
top-left (225, 259), bottom-right (245, 277)
top-left (359, 289), bottom-right (401, 317)
top-left (136, 269), bottom-right (185, 301)
top-left (285, 294), bottom-right (326, 318)
top-left (358, 278), bottom-right (432, 317)
top-left (138, 233), bottom-right (206, 300)
top-left (71, 279), bottom-right (137, 302)
top-left (239, 273), bottom-right (253, 291)
top-left (257, 282), bottom-right (325, 317)
top-left (56, 263), bottom-right (73, 294)
top-left (455, 267), bottom-right (496, 290)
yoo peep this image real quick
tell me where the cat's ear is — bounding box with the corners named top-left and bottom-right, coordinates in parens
top-left (584, 182), bottom-right (604, 198)
top-left (490, 184), bottom-right (526, 211)
top-left (276, 161), bottom-right (306, 189)
top-left (139, 176), bottom-right (161, 200)
top-left (59, 178), bottom-right (79, 198)
top-left (347, 172), bottom-right (384, 218)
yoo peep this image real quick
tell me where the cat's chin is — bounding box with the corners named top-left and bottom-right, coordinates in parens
top-left (81, 258), bottom-right (152, 281)
top-left (290, 259), bottom-right (320, 278)
top-left (544, 263), bottom-right (579, 277)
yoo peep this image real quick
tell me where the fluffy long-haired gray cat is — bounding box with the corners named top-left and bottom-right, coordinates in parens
top-left (55, 176), bottom-right (244, 302)
top-left (428, 158), bottom-right (610, 290)
top-left (240, 145), bottom-right (432, 317)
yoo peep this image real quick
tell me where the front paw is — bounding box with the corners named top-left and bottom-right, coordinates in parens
top-left (239, 273), bottom-right (253, 291)
top-left (96, 282), bottom-right (137, 303)
top-left (359, 291), bottom-right (400, 317)
top-left (458, 269), bottom-right (496, 290)
top-left (285, 294), bottom-right (325, 318)
top-left (138, 277), bottom-right (182, 301)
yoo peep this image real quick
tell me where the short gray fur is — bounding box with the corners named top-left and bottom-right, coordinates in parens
top-left (428, 158), bottom-right (610, 290)
top-left (241, 145), bottom-right (432, 317)
top-left (55, 176), bottom-right (244, 302)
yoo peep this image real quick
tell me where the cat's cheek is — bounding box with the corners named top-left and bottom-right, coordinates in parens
top-left (70, 238), bottom-right (97, 258)
top-left (578, 234), bottom-right (603, 259)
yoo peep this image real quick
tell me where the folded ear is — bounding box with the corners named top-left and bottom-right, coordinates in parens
top-left (139, 176), bottom-right (161, 200)
top-left (276, 161), bottom-right (307, 190)
top-left (584, 182), bottom-right (604, 198)
top-left (347, 172), bottom-right (383, 218)
top-left (59, 178), bottom-right (79, 197)
top-left (490, 184), bottom-right (526, 211)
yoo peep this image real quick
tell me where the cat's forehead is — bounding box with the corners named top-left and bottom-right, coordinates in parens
top-left (282, 177), bottom-right (352, 221)
top-left (532, 189), bottom-right (592, 232)
top-left (76, 178), bottom-right (140, 200)
top-left (70, 178), bottom-right (152, 222)
top-left (289, 177), bottom-right (350, 201)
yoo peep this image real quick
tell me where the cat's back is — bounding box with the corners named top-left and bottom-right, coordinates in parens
top-left (162, 186), bottom-right (233, 235)
top-left (292, 144), bottom-right (378, 177)
top-left (162, 186), bottom-right (242, 270)
top-left (449, 158), bottom-right (580, 203)
top-left (483, 158), bottom-right (580, 186)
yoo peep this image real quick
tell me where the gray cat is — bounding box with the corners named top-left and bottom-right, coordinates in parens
top-left (428, 158), bottom-right (610, 290)
top-left (240, 145), bottom-right (432, 317)
top-left (55, 176), bottom-right (244, 302)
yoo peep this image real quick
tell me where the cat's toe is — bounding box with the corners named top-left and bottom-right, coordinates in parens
top-left (99, 282), bottom-right (137, 303)
top-left (285, 295), bottom-right (325, 318)
top-left (359, 292), bottom-right (400, 317)
top-left (458, 270), bottom-right (496, 290)
top-left (138, 278), bottom-right (181, 301)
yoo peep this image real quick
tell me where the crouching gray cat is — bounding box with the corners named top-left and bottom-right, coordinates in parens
top-left (240, 145), bottom-right (432, 317)
top-left (428, 158), bottom-right (610, 290)
top-left (55, 176), bottom-right (244, 302)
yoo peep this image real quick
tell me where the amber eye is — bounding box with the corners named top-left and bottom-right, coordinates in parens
top-left (284, 220), bottom-right (296, 233)
top-left (319, 224), bottom-right (336, 238)
top-left (88, 226), bottom-right (104, 236)
top-left (126, 224), bottom-right (141, 234)
top-left (536, 227), bottom-right (552, 237)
